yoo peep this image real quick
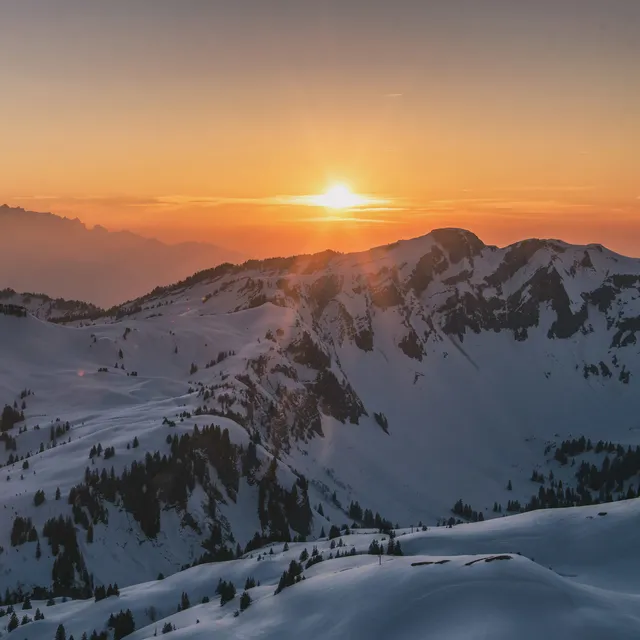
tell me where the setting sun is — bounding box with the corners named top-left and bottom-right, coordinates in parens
top-left (316, 184), bottom-right (364, 209)
top-left (298, 183), bottom-right (385, 210)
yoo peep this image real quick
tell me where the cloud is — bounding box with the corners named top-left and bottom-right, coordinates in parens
top-left (9, 195), bottom-right (61, 201)
top-left (384, 93), bottom-right (403, 98)
top-left (302, 216), bottom-right (396, 224)
top-left (486, 185), bottom-right (596, 194)
top-left (124, 193), bottom-right (395, 210)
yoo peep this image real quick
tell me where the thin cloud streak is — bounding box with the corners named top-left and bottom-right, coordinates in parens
top-left (301, 216), bottom-right (396, 224)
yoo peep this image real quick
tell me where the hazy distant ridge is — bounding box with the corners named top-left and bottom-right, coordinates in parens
top-left (0, 205), bottom-right (244, 306)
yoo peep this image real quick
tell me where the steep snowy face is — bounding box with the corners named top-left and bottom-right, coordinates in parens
top-left (0, 229), bottom-right (639, 600)
top-left (106, 227), bottom-right (640, 354)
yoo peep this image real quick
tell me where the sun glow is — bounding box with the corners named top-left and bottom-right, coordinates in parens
top-left (313, 184), bottom-right (368, 209)
top-left (282, 183), bottom-right (389, 211)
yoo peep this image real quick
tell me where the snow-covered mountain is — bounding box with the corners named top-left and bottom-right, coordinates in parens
top-left (0, 289), bottom-right (100, 322)
top-left (1, 228), bottom-right (640, 638)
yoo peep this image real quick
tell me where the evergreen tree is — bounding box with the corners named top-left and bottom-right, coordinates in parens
top-left (22, 595), bottom-right (31, 610)
top-left (219, 581), bottom-right (236, 606)
top-left (239, 591), bottom-right (252, 612)
top-left (507, 480), bottom-right (513, 491)
top-left (328, 525), bottom-right (340, 539)
top-left (7, 612), bottom-right (19, 631)
top-left (107, 609), bottom-right (135, 640)
top-left (56, 623), bottom-right (67, 640)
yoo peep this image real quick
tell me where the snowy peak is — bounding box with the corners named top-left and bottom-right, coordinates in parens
top-left (1, 228), bottom-right (640, 621)
top-left (82, 228), bottom-right (639, 356)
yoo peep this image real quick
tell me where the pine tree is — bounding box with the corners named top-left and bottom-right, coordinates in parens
top-left (239, 591), bottom-right (252, 611)
top-left (218, 581), bottom-right (236, 606)
top-left (36, 541), bottom-right (42, 559)
top-left (56, 623), bottom-right (67, 640)
top-left (22, 595), bottom-right (31, 610)
top-left (7, 612), bottom-right (19, 631)
top-left (328, 525), bottom-right (341, 539)
top-left (56, 487), bottom-right (61, 500)
top-left (507, 480), bottom-right (513, 491)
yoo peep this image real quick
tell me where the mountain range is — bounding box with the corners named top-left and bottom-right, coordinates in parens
top-left (0, 205), bottom-right (243, 307)
top-left (1, 227), bottom-right (639, 638)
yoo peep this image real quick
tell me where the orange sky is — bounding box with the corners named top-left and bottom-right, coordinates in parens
top-left (1, 1), bottom-right (638, 257)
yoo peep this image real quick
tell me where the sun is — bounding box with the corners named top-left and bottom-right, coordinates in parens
top-left (314, 183), bottom-right (368, 210)
top-left (288, 183), bottom-right (387, 211)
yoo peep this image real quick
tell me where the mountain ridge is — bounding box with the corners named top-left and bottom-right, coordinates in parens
top-left (0, 225), bottom-right (639, 614)
top-left (0, 205), bottom-right (245, 306)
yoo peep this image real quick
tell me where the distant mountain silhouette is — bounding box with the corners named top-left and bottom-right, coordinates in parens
top-left (0, 204), bottom-right (244, 306)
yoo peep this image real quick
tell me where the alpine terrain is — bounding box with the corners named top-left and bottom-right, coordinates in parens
top-left (1, 228), bottom-right (640, 639)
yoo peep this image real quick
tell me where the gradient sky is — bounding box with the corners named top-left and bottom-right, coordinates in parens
top-left (1, 0), bottom-right (639, 257)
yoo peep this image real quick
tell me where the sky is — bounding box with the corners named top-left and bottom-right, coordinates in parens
top-left (1, 0), bottom-right (639, 257)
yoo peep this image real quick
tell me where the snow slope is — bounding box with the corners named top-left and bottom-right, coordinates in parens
top-left (5, 500), bottom-right (640, 640)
